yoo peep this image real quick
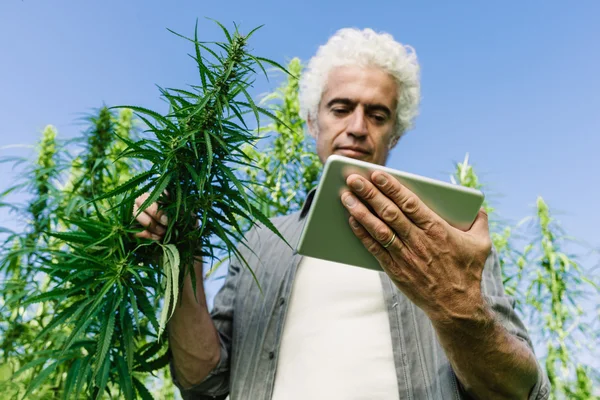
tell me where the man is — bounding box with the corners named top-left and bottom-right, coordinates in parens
top-left (135, 28), bottom-right (550, 399)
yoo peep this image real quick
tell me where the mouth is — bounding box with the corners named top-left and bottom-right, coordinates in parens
top-left (334, 147), bottom-right (371, 158)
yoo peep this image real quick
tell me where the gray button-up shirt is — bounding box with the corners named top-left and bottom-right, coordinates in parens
top-left (174, 191), bottom-right (550, 400)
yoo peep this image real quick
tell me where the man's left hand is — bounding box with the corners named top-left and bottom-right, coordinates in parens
top-left (342, 171), bottom-right (492, 323)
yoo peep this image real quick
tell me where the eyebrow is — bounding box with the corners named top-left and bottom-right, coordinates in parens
top-left (326, 97), bottom-right (392, 117)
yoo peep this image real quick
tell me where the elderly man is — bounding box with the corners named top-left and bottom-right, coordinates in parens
top-left (136, 28), bottom-right (550, 399)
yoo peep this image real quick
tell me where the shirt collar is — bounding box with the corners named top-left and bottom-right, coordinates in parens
top-left (299, 188), bottom-right (317, 221)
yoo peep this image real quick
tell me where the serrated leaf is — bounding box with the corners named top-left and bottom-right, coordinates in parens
top-left (37, 298), bottom-right (93, 339)
top-left (133, 376), bottom-right (155, 400)
top-left (137, 172), bottom-right (172, 218)
top-left (90, 170), bottom-right (154, 202)
top-left (94, 351), bottom-right (111, 400)
top-left (63, 358), bottom-right (82, 400)
top-left (133, 350), bottom-right (170, 372)
top-left (22, 360), bottom-right (60, 398)
top-left (133, 287), bottom-right (159, 333)
top-left (158, 246), bottom-right (173, 337)
top-left (20, 286), bottom-right (82, 306)
top-left (93, 300), bottom-right (117, 379)
top-left (74, 355), bottom-right (92, 399)
top-left (203, 130), bottom-right (213, 176)
top-left (116, 355), bottom-right (134, 400)
top-left (165, 244), bottom-right (180, 320)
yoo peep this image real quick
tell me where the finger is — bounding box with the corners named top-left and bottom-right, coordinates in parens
top-left (468, 208), bottom-right (490, 238)
top-left (134, 193), bottom-right (168, 226)
top-left (346, 174), bottom-right (414, 241)
top-left (134, 192), bottom-right (149, 207)
top-left (133, 203), bottom-right (166, 236)
top-left (370, 171), bottom-right (442, 231)
top-left (134, 230), bottom-right (162, 241)
top-left (145, 201), bottom-right (169, 226)
top-left (348, 216), bottom-right (393, 264)
top-left (342, 190), bottom-right (398, 248)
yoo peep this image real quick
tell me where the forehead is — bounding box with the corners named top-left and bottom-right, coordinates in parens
top-left (320, 65), bottom-right (398, 109)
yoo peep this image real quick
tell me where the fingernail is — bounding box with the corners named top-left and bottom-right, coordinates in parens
top-left (374, 174), bottom-right (387, 186)
top-left (350, 219), bottom-right (360, 229)
top-left (351, 179), bottom-right (364, 191)
top-left (151, 234), bottom-right (161, 241)
top-left (160, 215), bottom-right (168, 225)
top-left (343, 194), bottom-right (356, 207)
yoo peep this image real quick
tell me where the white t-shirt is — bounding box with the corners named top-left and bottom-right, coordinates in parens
top-left (271, 256), bottom-right (400, 400)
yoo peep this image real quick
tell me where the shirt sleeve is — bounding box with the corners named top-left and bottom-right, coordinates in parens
top-left (170, 227), bottom-right (258, 400)
top-left (457, 246), bottom-right (551, 399)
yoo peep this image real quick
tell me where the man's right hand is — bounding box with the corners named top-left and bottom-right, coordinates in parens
top-left (133, 193), bottom-right (168, 241)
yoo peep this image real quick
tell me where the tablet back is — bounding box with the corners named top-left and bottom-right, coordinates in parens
top-left (296, 155), bottom-right (485, 271)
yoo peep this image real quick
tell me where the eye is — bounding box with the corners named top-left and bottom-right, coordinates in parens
top-left (371, 114), bottom-right (387, 124)
top-left (332, 108), bottom-right (349, 116)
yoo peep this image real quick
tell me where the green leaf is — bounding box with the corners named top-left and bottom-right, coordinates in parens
top-left (113, 105), bottom-right (178, 132)
top-left (94, 351), bottom-right (111, 400)
top-left (62, 281), bottom-right (114, 352)
top-left (116, 355), bottom-right (134, 400)
top-left (137, 172), bottom-right (172, 218)
top-left (93, 299), bottom-right (117, 379)
top-left (20, 286), bottom-right (83, 306)
top-left (63, 358), bottom-right (82, 400)
top-left (165, 244), bottom-right (180, 321)
top-left (207, 17), bottom-right (232, 43)
top-left (158, 245), bottom-right (174, 337)
top-left (253, 55), bottom-right (291, 77)
top-left (37, 298), bottom-right (94, 339)
top-left (133, 376), bottom-right (155, 400)
top-left (248, 201), bottom-right (290, 248)
top-left (203, 129), bottom-right (214, 177)
top-left (22, 361), bottom-right (60, 399)
top-left (133, 350), bottom-right (170, 372)
top-left (221, 165), bottom-right (251, 214)
top-left (91, 170), bottom-right (154, 202)
top-left (133, 287), bottom-right (159, 333)
top-left (74, 355), bottom-right (92, 400)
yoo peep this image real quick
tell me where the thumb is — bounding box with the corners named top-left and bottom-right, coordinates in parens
top-left (469, 208), bottom-right (490, 237)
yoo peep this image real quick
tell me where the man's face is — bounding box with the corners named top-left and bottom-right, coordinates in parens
top-left (309, 65), bottom-right (399, 166)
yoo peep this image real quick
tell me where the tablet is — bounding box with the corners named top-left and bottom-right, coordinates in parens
top-left (295, 154), bottom-right (485, 271)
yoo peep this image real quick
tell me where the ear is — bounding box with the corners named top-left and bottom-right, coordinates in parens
top-left (306, 114), bottom-right (318, 138)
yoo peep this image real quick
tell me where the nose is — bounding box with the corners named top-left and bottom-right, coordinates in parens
top-left (346, 108), bottom-right (368, 139)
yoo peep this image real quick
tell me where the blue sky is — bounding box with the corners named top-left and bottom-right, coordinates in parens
top-left (1, 0), bottom-right (599, 366)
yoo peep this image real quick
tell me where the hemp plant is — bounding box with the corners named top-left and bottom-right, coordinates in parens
top-left (0, 125), bottom-right (71, 398)
top-left (8, 20), bottom-right (289, 399)
top-left (452, 154), bottom-right (600, 399)
top-left (240, 57), bottom-right (321, 218)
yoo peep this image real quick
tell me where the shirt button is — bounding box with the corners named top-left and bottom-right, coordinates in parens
top-left (268, 351), bottom-right (275, 360)
top-left (278, 298), bottom-right (285, 306)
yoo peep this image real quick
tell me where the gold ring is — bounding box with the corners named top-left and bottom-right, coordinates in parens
top-left (382, 232), bottom-right (396, 249)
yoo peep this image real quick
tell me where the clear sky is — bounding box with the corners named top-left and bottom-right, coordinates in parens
top-left (1, 0), bottom-right (599, 366)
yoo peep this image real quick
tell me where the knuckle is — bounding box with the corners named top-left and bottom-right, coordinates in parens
top-left (384, 183), bottom-right (400, 197)
top-left (353, 226), bottom-right (367, 239)
top-left (401, 196), bottom-right (419, 215)
top-left (375, 225), bottom-right (390, 242)
top-left (424, 220), bottom-right (442, 237)
top-left (380, 203), bottom-right (399, 223)
top-left (367, 240), bottom-right (381, 255)
top-left (362, 186), bottom-right (377, 200)
top-left (480, 236), bottom-right (492, 254)
top-left (353, 208), bottom-right (367, 221)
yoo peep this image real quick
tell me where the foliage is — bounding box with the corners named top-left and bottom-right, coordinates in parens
top-left (241, 57), bottom-right (321, 217)
top-left (453, 155), bottom-right (600, 399)
top-left (1, 25), bottom-right (598, 400)
top-left (0, 20), bottom-right (292, 399)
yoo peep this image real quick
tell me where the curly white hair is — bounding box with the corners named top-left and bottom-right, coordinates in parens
top-left (299, 28), bottom-right (421, 142)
